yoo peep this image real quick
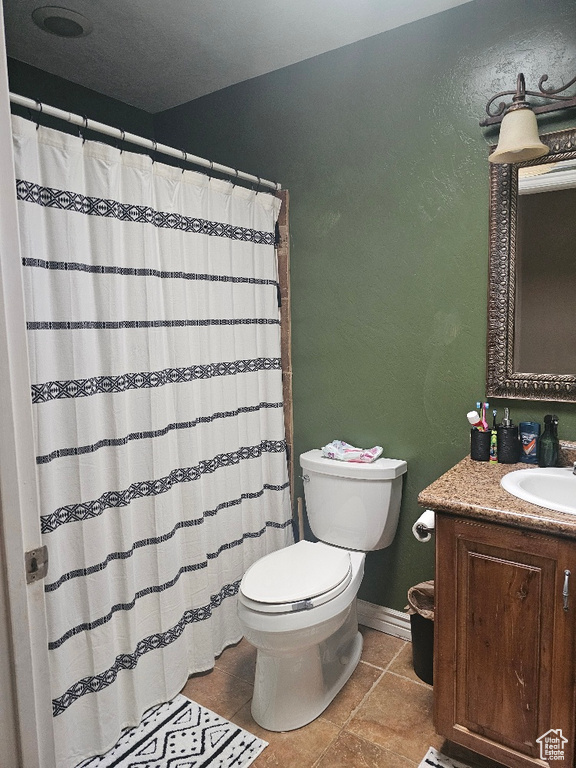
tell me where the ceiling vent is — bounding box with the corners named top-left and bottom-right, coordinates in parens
top-left (31, 6), bottom-right (93, 38)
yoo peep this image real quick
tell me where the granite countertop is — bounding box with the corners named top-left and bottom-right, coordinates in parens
top-left (418, 441), bottom-right (576, 540)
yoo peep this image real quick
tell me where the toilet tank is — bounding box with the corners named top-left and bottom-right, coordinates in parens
top-left (300, 449), bottom-right (407, 551)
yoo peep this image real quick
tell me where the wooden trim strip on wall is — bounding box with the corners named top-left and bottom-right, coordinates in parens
top-left (275, 190), bottom-right (294, 514)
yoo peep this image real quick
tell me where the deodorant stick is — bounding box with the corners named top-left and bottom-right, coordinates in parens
top-left (519, 421), bottom-right (540, 464)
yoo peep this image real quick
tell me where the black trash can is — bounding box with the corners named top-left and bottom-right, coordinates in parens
top-left (406, 580), bottom-right (434, 685)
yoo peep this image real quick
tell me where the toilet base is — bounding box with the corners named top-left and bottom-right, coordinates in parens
top-left (250, 604), bottom-right (362, 732)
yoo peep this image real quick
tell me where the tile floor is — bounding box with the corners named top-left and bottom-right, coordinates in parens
top-left (180, 625), bottom-right (504, 768)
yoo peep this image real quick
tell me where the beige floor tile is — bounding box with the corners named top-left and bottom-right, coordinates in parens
top-left (321, 661), bottom-right (382, 727)
top-left (314, 730), bottom-right (418, 768)
top-left (231, 701), bottom-right (340, 768)
top-left (179, 630), bottom-right (451, 768)
top-left (180, 667), bottom-right (253, 720)
top-left (359, 625), bottom-right (405, 669)
top-left (346, 671), bottom-right (443, 763)
top-left (388, 641), bottom-right (431, 686)
top-left (215, 637), bottom-right (257, 683)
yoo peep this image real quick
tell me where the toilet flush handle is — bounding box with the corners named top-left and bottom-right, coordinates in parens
top-left (301, 474), bottom-right (310, 483)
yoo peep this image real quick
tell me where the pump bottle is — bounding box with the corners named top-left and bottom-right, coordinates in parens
top-left (497, 408), bottom-right (520, 464)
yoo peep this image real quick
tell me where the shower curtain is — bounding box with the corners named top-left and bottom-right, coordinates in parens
top-left (11, 115), bottom-right (293, 768)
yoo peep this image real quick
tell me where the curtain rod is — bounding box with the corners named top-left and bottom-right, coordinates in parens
top-left (9, 92), bottom-right (281, 192)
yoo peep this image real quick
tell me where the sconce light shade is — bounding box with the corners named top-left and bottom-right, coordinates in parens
top-left (489, 106), bottom-right (549, 164)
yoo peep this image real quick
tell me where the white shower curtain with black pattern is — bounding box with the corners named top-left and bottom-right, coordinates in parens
top-left (11, 114), bottom-right (293, 768)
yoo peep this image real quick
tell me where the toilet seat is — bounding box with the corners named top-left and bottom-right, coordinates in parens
top-left (239, 540), bottom-right (352, 613)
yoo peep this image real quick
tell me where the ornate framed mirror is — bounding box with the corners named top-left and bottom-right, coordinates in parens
top-left (486, 127), bottom-right (576, 402)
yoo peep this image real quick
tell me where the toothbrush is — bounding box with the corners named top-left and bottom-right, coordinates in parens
top-left (482, 402), bottom-right (489, 431)
top-left (476, 401), bottom-right (488, 431)
top-left (489, 409), bottom-right (498, 462)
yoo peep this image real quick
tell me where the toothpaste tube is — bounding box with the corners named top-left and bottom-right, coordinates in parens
top-left (467, 411), bottom-right (484, 430)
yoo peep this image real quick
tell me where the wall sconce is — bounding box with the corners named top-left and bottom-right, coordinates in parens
top-left (481, 72), bottom-right (576, 164)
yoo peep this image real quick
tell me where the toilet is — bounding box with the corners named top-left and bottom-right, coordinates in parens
top-left (237, 448), bottom-right (407, 731)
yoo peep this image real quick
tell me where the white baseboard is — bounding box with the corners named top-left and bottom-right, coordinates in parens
top-left (357, 599), bottom-right (412, 641)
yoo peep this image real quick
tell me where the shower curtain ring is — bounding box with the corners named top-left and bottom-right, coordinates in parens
top-left (151, 140), bottom-right (158, 164)
top-left (81, 115), bottom-right (88, 144)
top-left (119, 129), bottom-right (126, 154)
top-left (231, 168), bottom-right (239, 188)
top-left (208, 160), bottom-right (214, 181)
top-left (34, 99), bottom-right (42, 130)
top-left (180, 149), bottom-right (188, 174)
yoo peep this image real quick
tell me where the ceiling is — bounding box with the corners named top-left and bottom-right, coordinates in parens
top-left (3, 0), bottom-right (474, 113)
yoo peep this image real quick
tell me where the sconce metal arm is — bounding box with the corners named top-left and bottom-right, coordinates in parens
top-left (480, 72), bottom-right (576, 126)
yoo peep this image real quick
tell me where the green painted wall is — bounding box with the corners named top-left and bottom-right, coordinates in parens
top-left (7, 58), bottom-right (154, 140)
top-left (6, 1), bottom-right (576, 613)
top-left (154, 0), bottom-right (576, 610)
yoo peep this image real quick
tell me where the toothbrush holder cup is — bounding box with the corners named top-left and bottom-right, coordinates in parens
top-left (470, 428), bottom-right (491, 462)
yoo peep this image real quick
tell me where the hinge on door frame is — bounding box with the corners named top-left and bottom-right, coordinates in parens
top-left (25, 545), bottom-right (48, 584)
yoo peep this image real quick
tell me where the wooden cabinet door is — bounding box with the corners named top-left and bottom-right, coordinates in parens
top-left (434, 514), bottom-right (576, 768)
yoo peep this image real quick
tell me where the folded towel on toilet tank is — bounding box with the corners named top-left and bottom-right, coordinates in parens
top-left (320, 440), bottom-right (383, 463)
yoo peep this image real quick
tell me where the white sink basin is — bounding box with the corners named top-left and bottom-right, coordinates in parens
top-left (501, 467), bottom-right (576, 515)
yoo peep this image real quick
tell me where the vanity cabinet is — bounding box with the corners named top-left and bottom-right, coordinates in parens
top-left (434, 512), bottom-right (576, 768)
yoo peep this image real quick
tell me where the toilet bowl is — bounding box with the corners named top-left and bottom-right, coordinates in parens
top-left (238, 449), bottom-right (407, 731)
top-left (238, 541), bottom-right (365, 731)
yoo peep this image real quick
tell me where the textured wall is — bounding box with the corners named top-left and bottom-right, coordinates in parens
top-left (8, 0), bottom-right (576, 612)
top-left (154, 0), bottom-right (576, 610)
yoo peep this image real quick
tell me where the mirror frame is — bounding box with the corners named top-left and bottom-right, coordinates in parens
top-left (486, 126), bottom-right (576, 403)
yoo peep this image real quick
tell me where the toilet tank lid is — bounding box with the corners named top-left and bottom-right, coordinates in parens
top-left (300, 449), bottom-right (407, 479)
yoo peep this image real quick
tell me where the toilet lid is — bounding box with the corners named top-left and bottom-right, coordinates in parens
top-left (240, 540), bottom-right (352, 612)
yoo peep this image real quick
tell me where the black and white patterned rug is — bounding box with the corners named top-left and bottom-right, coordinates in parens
top-left (77, 695), bottom-right (267, 768)
top-left (419, 746), bottom-right (472, 768)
